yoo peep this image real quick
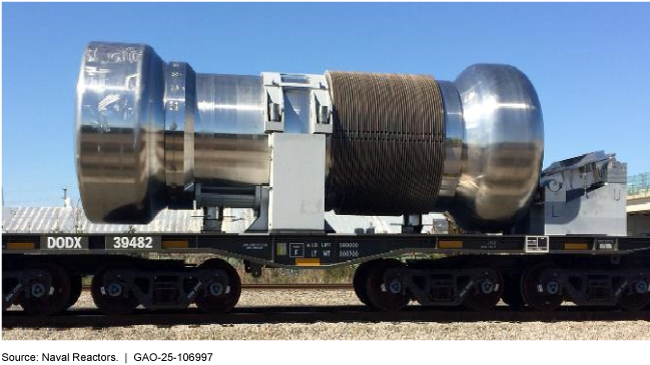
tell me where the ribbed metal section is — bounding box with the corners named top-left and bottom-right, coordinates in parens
top-left (325, 71), bottom-right (446, 215)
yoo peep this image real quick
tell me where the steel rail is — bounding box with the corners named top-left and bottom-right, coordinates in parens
top-left (79, 283), bottom-right (354, 292)
top-left (3, 306), bottom-right (649, 329)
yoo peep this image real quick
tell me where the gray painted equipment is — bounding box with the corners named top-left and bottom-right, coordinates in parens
top-left (535, 151), bottom-right (627, 236)
top-left (76, 42), bottom-right (544, 232)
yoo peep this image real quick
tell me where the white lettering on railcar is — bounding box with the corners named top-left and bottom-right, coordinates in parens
top-left (47, 237), bottom-right (83, 249)
top-left (339, 250), bottom-right (359, 258)
top-left (112, 236), bottom-right (154, 249)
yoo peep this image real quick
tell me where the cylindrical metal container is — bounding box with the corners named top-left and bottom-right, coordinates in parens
top-left (76, 42), bottom-right (543, 231)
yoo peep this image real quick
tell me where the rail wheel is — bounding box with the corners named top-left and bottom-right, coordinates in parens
top-left (501, 274), bottom-right (525, 310)
top-left (2, 277), bottom-right (16, 311)
top-left (365, 259), bottom-right (410, 311)
top-left (1, 296), bottom-right (8, 311)
top-left (21, 263), bottom-right (72, 316)
top-left (194, 258), bottom-right (241, 314)
top-left (353, 260), bottom-right (379, 306)
top-left (462, 268), bottom-right (504, 311)
top-left (91, 265), bottom-right (140, 315)
top-left (66, 275), bottom-right (83, 309)
top-left (521, 263), bottom-right (563, 311)
top-left (617, 277), bottom-right (650, 312)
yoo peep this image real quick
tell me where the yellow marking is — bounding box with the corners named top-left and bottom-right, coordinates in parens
top-left (564, 243), bottom-right (589, 250)
top-left (276, 242), bottom-right (287, 256)
top-left (7, 241), bottom-right (35, 250)
top-left (439, 240), bottom-right (463, 249)
top-left (162, 240), bottom-right (188, 249)
top-left (295, 258), bottom-right (321, 266)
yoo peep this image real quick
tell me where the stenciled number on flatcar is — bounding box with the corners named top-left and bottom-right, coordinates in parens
top-left (112, 236), bottom-right (154, 249)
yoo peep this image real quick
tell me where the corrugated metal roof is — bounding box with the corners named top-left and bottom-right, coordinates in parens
top-left (2, 206), bottom-right (447, 234)
top-left (2, 206), bottom-right (205, 233)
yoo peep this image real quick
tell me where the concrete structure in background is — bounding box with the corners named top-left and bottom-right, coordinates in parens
top-left (627, 172), bottom-right (650, 236)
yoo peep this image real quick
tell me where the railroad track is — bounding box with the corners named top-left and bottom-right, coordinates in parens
top-left (3, 306), bottom-right (649, 329)
top-left (242, 283), bottom-right (354, 290)
top-left (79, 283), bottom-right (354, 292)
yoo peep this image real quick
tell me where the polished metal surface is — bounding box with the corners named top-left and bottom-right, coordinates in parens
top-left (436, 81), bottom-right (464, 203)
top-left (76, 42), bottom-right (544, 231)
top-left (163, 62), bottom-right (197, 198)
top-left (76, 42), bottom-right (167, 223)
top-left (449, 64), bottom-right (544, 230)
top-left (194, 74), bottom-right (268, 186)
top-left (76, 43), bottom-right (270, 223)
top-left (284, 88), bottom-right (312, 133)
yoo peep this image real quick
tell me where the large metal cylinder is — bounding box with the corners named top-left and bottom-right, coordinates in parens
top-left (325, 72), bottom-right (446, 215)
top-left (76, 42), bottom-right (543, 230)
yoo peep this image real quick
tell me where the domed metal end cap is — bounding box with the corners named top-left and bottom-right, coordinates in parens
top-left (450, 64), bottom-right (544, 231)
top-left (75, 42), bottom-right (167, 223)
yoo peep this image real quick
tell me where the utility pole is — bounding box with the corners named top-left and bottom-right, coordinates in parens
top-left (62, 187), bottom-right (71, 208)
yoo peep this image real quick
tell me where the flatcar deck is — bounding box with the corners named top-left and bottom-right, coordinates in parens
top-left (4, 233), bottom-right (650, 269)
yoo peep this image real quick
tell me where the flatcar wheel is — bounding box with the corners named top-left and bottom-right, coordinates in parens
top-left (21, 263), bottom-right (71, 316)
top-left (501, 274), bottom-right (525, 310)
top-left (617, 278), bottom-right (650, 312)
top-left (353, 260), bottom-right (379, 306)
top-left (195, 258), bottom-right (242, 314)
top-left (521, 263), bottom-right (563, 311)
top-left (66, 275), bottom-right (83, 309)
top-left (91, 265), bottom-right (139, 315)
top-left (2, 279), bottom-right (14, 311)
top-left (2, 294), bottom-right (8, 311)
top-left (462, 268), bottom-right (504, 311)
top-left (365, 259), bottom-right (410, 311)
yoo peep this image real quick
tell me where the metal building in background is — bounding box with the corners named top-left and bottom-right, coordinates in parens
top-left (2, 206), bottom-right (448, 235)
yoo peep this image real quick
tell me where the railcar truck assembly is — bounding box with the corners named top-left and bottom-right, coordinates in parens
top-left (3, 42), bottom-right (649, 315)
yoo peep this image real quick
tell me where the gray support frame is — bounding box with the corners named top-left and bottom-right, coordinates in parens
top-left (541, 151), bottom-right (627, 236)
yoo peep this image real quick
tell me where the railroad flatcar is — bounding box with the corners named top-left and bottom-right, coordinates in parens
top-left (3, 42), bottom-right (649, 315)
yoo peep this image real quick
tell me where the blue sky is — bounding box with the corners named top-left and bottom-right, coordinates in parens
top-left (2, 2), bottom-right (649, 206)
